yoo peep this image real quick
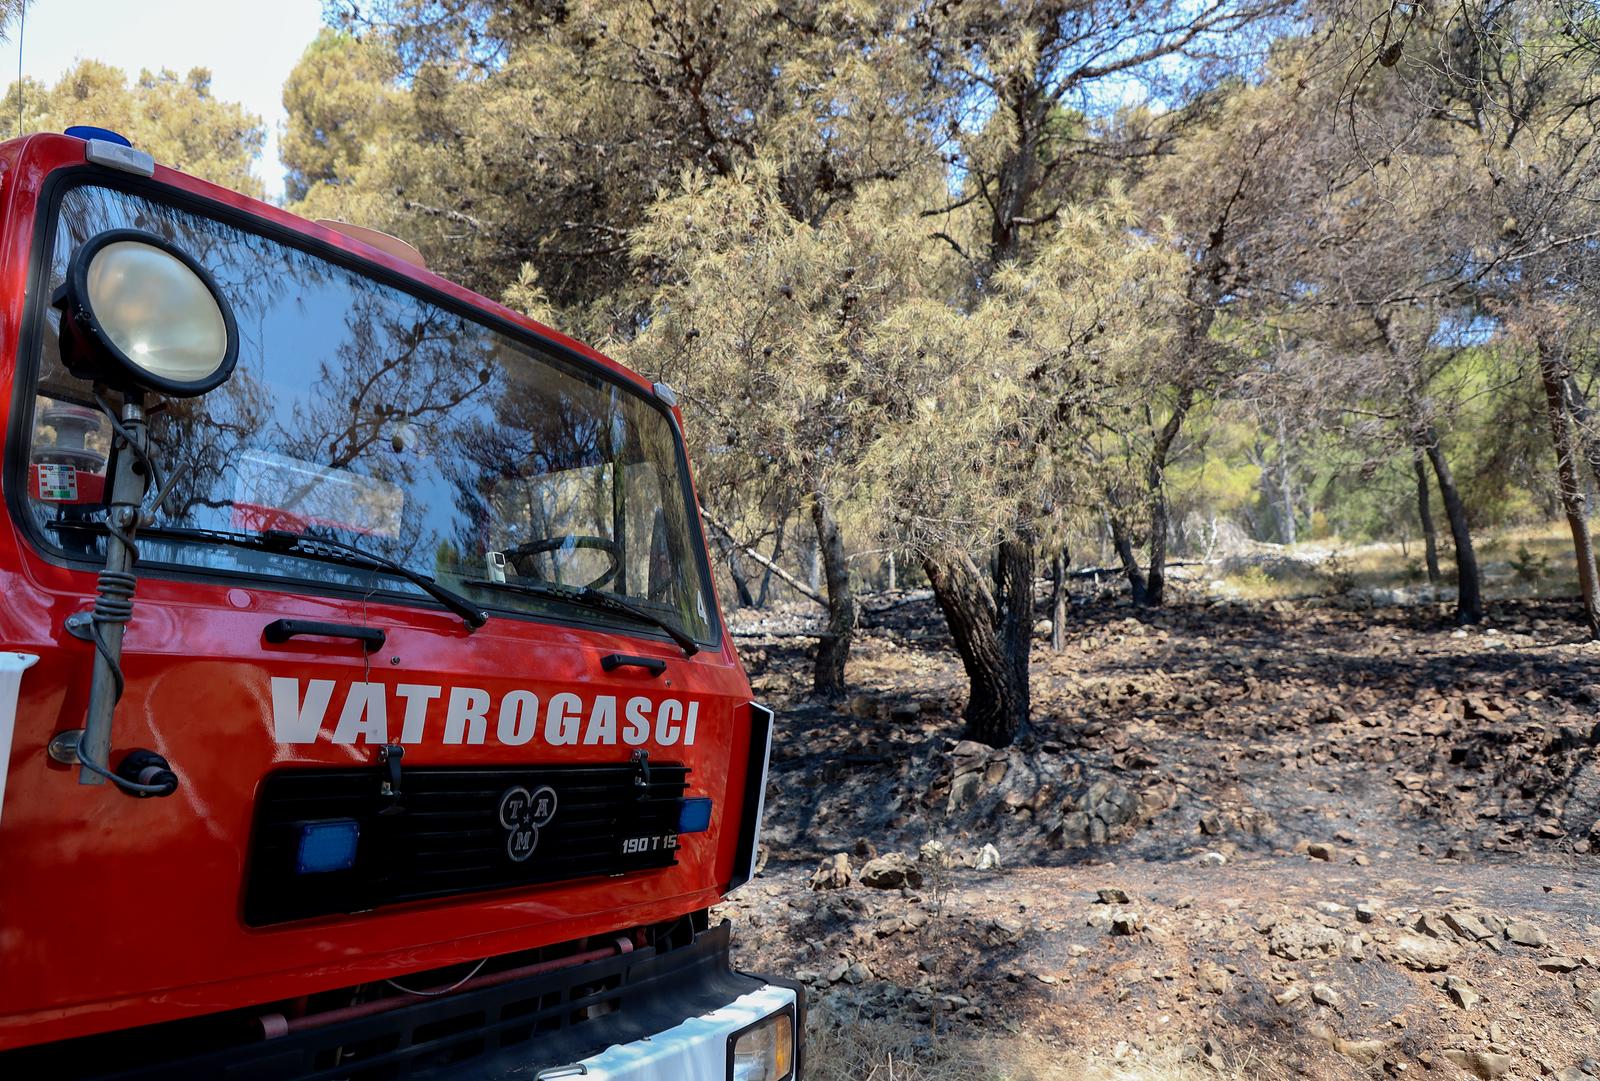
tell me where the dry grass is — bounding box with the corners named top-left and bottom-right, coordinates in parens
top-left (1214, 523), bottom-right (1591, 602)
top-left (805, 1008), bottom-right (1255, 1081)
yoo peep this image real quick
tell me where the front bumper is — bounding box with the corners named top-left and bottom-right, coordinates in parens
top-left (561, 983), bottom-right (798, 1079)
top-left (1, 921), bottom-right (802, 1080)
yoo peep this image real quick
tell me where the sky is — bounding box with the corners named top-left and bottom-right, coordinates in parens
top-left (0, 0), bottom-right (329, 201)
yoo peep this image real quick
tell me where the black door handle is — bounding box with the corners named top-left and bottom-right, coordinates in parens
top-left (600, 653), bottom-right (667, 676)
top-left (263, 619), bottom-right (386, 653)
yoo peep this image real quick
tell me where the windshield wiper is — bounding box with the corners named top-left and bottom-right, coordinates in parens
top-left (129, 525), bottom-right (488, 630)
top-left (463, 578), bottom-right (699, 656)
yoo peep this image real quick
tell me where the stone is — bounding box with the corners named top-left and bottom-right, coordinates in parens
top-left (1195, 961), bottom-right (1233, 994)
top-left (1391, 933), bottom-right (1459, 971)
top-left (1308, 842), bottom-right (1338, 861)
top-left (918, 840), bottom-right (948, 865)
top-left (1583, 988), bottom-right (1600, 1020)
top-left (1553, 1069), bottom-right (1595, 1081)
top-left (974, 843), bottom-right (1002, 871)
top-left (1357, 902), bottom-right (1379, 924)
top-left (1274, 985), bottom-right (1303, 1006)
top-left (809, 853), bottom-right (852, 891)
top-left (1444, 912), bottom-right (1494, 941)
top-left (1442, 1050), bottom-right (1513, 1080)
top-left (1096, 888), bottom-right (1131, 905)
top-left (859, 853), bottom-right (923, 890)
top-left (1415, 913), bottom-right (1459, 940)
top-left (1111, 912), bottom-right (1144, 936)
top-left (1312, 983), bottom-right (1343, 1009)
top-left (1505, 920), bottom-right (1548, 947)
top-left (1537, 956), bottom-right (1581, 973)
top-left (1446, 976), bottom-right (1480, 1010)
top-left (1269, 920), bottom-right (1345, 960)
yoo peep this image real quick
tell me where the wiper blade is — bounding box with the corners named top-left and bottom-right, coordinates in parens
top-left (463, 578), bottom-right (699, 656)
top-left (133, 525), bottom-right (488, 630)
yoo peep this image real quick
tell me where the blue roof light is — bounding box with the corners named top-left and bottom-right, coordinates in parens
top-left (64, 126), bottom-right (132, 147)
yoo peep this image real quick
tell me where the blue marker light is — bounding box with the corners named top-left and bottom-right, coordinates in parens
top-left (295, 819), bottom-right (360, 874)
top-left (678, 797), bottom-right (713, 834)
top-left (64, 126), bottom-right (133, 147)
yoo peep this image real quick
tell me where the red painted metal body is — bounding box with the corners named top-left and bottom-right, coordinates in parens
top-left (0, 134), bottom-right (755, 1052)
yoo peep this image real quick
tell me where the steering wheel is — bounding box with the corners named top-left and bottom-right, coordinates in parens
top-left (504, 535), bottom-right (620, 590)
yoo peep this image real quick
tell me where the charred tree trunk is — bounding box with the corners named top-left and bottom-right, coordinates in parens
top-left (1562, 376), bottom-right (1600, 489)
top-left (1105, 507), bottom-right (1148, 605)
top-left (728, 554), bottom-right (755, 607)
top-left (1413, 449), bottom-right (1442, 585)
top-left (756, 509), bottom-right (789, 608)
top-left (924, 546), bottom-right (1032, 747)
top-left (1143, 385), bottom-right (1196, 607)
top-left (1422, 429), bottom-right (1484, 624)
top-left (1376, 310), bottom-right (1480, 622)
top-left (1539, 345), bottom-right (1600, 638)
top-left (1049, 549), bottom-right (1068, 652)
top-left (810, 496), bottom-right (854, 696)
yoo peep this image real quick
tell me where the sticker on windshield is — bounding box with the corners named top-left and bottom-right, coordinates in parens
top-left (36, 464), bottom-right (78, 501)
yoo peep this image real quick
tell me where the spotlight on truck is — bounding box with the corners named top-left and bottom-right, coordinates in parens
top-left (47, 228), bottom-right (239, 795)
top-left (53, 228), bottom-right (239, 397)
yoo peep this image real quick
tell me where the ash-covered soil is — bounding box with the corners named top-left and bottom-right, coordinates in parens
top-left (716, 593), bottom-right (1600, 1080)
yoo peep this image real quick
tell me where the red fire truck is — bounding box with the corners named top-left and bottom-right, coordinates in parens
top-left (0, 128), bottom-right (799, 1080)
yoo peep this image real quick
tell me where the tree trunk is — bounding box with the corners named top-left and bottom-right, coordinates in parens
top-left (1413, 449), bottom-right (1442, 585)
top-left (810, 496), bottom-right (854, 696)
top-left (1422, 428), bottom-right (1484, 624)
top-left (1049, 549), bottom-right (1068, 652)
top-left (1277, 413), bottom-right (1297, 545)
top-left (1376, 310), bottom-right (1479, 621)
top-left (924, 548), bottom-right (1031, 747)
top-left (1105, 507), bottom-right (1148, 605)
top-left (756, 509), bottom-right (789, 608)
top-left (1143, 385), bottom-right (1196, 606)
top-left (1539, 344), bottom-right (1600, 638)
top-left (727, 547), bottom-right (755, 608)
top-left (1562, 376), bottom-right (1600, 488)
top-left (886, 552), bottom-right (897, 592)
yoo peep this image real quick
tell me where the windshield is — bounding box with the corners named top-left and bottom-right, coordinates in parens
top-left (20, 181), bottom-right (717, 644)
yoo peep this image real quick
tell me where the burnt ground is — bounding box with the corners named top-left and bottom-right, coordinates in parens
top-left (713, 592), bottom-right (1600, 1080)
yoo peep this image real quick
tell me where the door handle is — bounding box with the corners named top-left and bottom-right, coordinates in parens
top-left (263, 619), bottom-right (386, 653)
top-left (600, 653), bottom-right (666, 676)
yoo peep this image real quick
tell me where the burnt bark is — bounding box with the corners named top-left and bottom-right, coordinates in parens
top-left (924, 545), bottom-right (1032, 747)
top-left (810, 496), bottom-right (855, 696)
top-left (1143, 385), bottom-right (1197, 607)
top-left (1422, 429), bottom-right (1484, 624)
top-left (755, 509), bottom-right (789, 608)
top-left (1538, 343), bottom-right (1600, 638)
top-left (1413, 449), bottom-right (1442, 585)
top-left (1105, 506), bottom-right (1149, 605)
top-left (1376, 310), bottom-right (1480, 623)
top-left (1562, 376), bottom-right (1600, 488)
top-left (1049, 548), bottom-right (1068, 652)
top-left (727, 547), bottom-right (756, 608)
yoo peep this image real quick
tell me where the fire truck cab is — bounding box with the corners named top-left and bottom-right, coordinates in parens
top-left (0, 129), bottom-right (798, 1080)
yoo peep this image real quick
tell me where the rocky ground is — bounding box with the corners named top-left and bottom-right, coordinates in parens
top-left (713, 592), bottom-right (1600, 1080)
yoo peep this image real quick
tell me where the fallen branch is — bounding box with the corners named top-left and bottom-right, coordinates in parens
top-left (699, 507), bottom-right (827, 607)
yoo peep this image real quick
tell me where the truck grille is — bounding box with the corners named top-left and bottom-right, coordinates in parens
top-left (245, 762), bottom-right (689, 925)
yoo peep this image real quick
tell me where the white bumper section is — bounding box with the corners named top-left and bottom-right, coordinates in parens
top-left (557, 983), bottom-right (797, 1080)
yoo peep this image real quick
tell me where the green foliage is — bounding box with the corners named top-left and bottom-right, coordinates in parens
top-left (3, 60), bottom-right (266, 197)
top-left (1509, 544), bottom-right (1552, 584)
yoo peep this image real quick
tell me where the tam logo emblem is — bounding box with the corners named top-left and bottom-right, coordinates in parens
top-left (497, 785), bottom-right (557, 863)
